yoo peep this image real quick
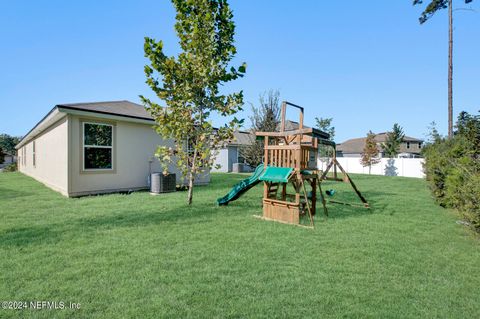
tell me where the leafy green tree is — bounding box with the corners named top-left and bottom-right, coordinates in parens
top-left (413, 0), bottom-right (474, 138)
top-left (315, 117), bottom-right (335, 159)
top-left (239, 90), bottom-right (281, 167)
top-left (382, 123), bottom-right (405, 158)
top-left (315, 117), bottom-right (335, 142)
top-left (141, 0), bottom-right (246, 205)
top-left (455, 111), bottom-right (480, 155)
top-left (360, 131), bottom-right (381, 174)
top-left (0, 134), bottom-right (22, 155)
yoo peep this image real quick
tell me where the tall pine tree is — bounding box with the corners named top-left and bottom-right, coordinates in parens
top-left (413, 0), bottom-right (475, 137)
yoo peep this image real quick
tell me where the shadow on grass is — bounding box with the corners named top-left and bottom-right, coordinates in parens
top-left (321, 190), bottom-right (395, 220)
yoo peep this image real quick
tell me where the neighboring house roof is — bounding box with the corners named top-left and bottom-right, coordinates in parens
top-left (337, 133), bottom-right (423, 154)
top-left (277, 120), bottom-right (302, 131)
top-left (230, 131), bottom-right (255, 146)
top-left (275, 120), bottom-right (306, 131)
top-left (275, 120), bottom-right (330, 140)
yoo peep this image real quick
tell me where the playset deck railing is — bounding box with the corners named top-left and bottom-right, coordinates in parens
top-left (256, 101), bottom-right (326, 172)
top-left (263, 144), bottom-right (317, 170)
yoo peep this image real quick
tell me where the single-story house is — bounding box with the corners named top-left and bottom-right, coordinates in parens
top-left (15, 100), bottom-right (210, 197)
top-left (0, 152), bottom-right (17, 168)
top-left (337, 133), bottom-right (423, 158)
top-left (212, 130), bottom-right (255, 173)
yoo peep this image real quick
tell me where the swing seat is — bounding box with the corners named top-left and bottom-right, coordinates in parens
top-left (326, 189), bottom-right (336, 196)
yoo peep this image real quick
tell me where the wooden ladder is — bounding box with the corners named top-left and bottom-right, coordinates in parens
top-left (268, 183), bottom-right (280, 198)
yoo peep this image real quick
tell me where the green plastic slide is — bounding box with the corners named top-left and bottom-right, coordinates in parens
top-left (217, 164), bottom-right (265, 206)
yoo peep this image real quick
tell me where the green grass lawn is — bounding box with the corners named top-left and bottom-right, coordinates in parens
top-left (0, 172), bottom-right (479, 318)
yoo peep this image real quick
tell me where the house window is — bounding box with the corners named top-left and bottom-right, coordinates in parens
top-left (33, 141), bottom-right (36, 167)
top-left (406, 142), bottom-right (410, 149)
top-left (419, 142), bottom-right (422, 149)
top-left (83, 122), bottom-right (113, 170)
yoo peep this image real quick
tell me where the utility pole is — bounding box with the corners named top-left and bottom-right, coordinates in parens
top-left (448, 0), bottom-right (454, 138)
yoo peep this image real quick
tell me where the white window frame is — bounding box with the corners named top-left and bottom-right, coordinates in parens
top-left (82, 122), bottom-right (114, 171)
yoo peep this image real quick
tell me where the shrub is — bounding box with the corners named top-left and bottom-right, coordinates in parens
top-left (2, 163), bottom-right (17, 172)
top-left (423, 112), bottom-right (480, 232)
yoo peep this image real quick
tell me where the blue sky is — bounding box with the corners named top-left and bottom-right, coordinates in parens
top-left (1, 1), bottom-right (478, 142)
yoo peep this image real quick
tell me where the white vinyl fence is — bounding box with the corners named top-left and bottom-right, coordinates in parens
top-left (318, 157), bottom-right (425, 178)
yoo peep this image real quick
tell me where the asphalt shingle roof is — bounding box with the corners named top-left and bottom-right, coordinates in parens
top-left (57, 100), bottom-right (153, 121)
top-left (337, 133), bottom-right (423, 153)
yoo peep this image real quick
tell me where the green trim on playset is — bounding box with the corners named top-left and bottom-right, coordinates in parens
top-left (259, 166), bottom-right (294, 183)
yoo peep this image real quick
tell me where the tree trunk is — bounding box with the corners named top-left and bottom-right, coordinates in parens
top-left (448, 0), bottom-right (453, 138)
top-left (187, 151), bottom-right (197, 205)
top-left (187, 171), bottom-right (194, 205)
top-left (369, 165), bottom-right (371, 175)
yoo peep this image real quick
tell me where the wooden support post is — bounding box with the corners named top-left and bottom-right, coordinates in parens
top-left (320, 160), bottom-right (334, 180)
top-left (264, 136), bottom-right (269, 166)
top-left (293, 179), bottom-right (301, 206)
top-left (317, 179), bottom-right (328, 217)
top-left (333, 151), bottom-right (338, 179)
top-left (263, 181), bottom-right (269, 200)
top-left (333, 158), bottom-right (369, 207)
top-left (310, 178), bottom-right (317, 216)
top-left (301, 179), bottom-right (314, 227)
top-left (299, 107), bottom-right (304, 130)
top-left (280, 101), bottom-right (286, 132)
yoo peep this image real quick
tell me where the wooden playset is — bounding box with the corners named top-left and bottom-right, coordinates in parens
top-left (218, 101), bottom-right (368, 227)
top-left (254, 101), bottom-right (369, 227)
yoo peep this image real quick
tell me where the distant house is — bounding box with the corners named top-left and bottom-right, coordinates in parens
top-left (212, 130), bottom-right (254, 172)
top-left (0, 152), bottom-right (17, 168)
top-left (15, 101), bottom-right (210, 197)
top-left (337, 133), bottom-right (423, 158)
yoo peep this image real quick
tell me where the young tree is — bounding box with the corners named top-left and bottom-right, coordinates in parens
top-left (360, 131), bottom-right (381, 174)
top-left (413, 0), bottom-right (475, 138)
top-left (239, 90), bottom-right (281, 167)
top-left (250, 90), bottom-right (281, 132)
top-left (382, 123), bottom-right (405, 158)
top-left (315, 117), bottom-right (335, 159)
top-left (315, 117), bottom-right (335, 142)
top-left (141, 0), bottom-right (246, 205)
top-left (426, 121), bottom-right (442, 144)
top-left (0, 134), bottom-right (22, 155)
